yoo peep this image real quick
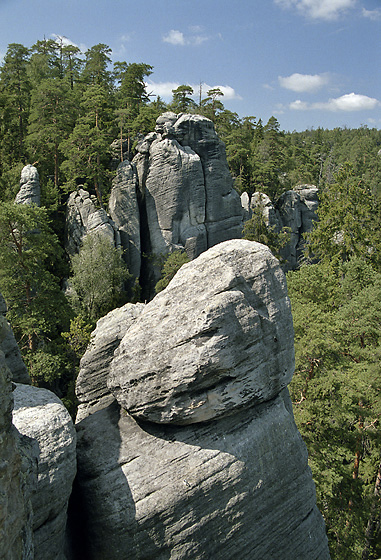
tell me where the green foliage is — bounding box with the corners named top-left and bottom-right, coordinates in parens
top-left (287, 260), bottom-right (381, 559)
top-left (170, 85), bottom-right (197, 113)
top-left (70, 233), bottom-right (130, 321)
top-left (305, 163), bottom-right (380, 268)
top-left (155, 250), bottom-right (190, 293)
top-left (0, 202), bottom-right (71, 351)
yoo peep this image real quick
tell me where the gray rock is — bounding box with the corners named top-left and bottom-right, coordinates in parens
top-left (143, 136), bottom-right (207, 258)
top-left (173, 114), bottom-right (243, 247)
top-left (108, 160), bottom-right (142, 282)
top-left (0, 350), bottom-right (34, 560)
top-left (109, 239), bottom-right (294, 425)
top-left (76, 302), bottom-right (146, 422)
top-left (12, 384), bottom-right (77, 560)
top-left (0, 314), bottom-right (30, 384)
top-left (15, 164), bottom-right (41, 206)
top-left (75, 391), bottom-right (330, 560)
top-left (65, 189), bottom-right (119, 257)
top-left (133, 114), bottom-right (242, 262)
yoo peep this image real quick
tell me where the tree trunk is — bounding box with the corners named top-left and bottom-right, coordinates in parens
top-left (362, 461), bottom-right (381, 560)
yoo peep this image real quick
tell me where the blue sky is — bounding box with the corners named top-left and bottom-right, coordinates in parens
top-left (0, 0), bottom-right (380, 131)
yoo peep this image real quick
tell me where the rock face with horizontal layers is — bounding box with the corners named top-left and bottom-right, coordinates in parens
top-left (15, 164), bottom-right (41, 206)
top-left (12, 384), bottom-right (77, 560)
top-left (74, 239), bottom-right (330, 560)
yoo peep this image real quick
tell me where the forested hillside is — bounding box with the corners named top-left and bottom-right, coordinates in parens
top-left (0, 38), bottom-right (380, 559)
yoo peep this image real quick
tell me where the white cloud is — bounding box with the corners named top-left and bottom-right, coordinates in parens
top-left (274, 0), bottom-right (356, 20)
top-left (145, 81), bottom-right (241, 101)
top-left (162, 27), bottom-right (212, 46)
top-left (51, 34), bottom-right (87, 54)
top-left (279, 72), bottom-right (330, 92)
top-left (289, 93), bottom-right (380, 111)
top-left (163, 30), bottom-right (186, 46)
top-left (362, 7), bottom-right (381, 20)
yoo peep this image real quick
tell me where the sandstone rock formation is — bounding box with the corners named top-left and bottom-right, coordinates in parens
top-left (15, 164), bottom-right (41, 206)
top-left (74, 239), bottom-right (330, 559)
top-left (133, 113), bottom-right (243, 263)
top-left (65, 188), bottom-right (120, 257)
top-left (247, 185), bottom-right (319, 270)
top-left (76, 302), bottom-right (145, 422)
top-left (12, 384), bottom-right (77, 560)
top-left (0, 351), bottom-right (34, 560)
top-left (65, 113), bottom-right (244, 296)
top-left (108, 160), bottom-right (141, 282)
top-left (109, 240), bottom-right (294, 424)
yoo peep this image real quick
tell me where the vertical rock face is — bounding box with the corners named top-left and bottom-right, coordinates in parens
top-left (15, 164), bottom-right (41, 206)
top-left (0, 351), bottom-right (34, 560)
top-left (12, 384), bottom-right (77, 560)
top-left (135, 113), bottom-right (243, 260)
top-left (74, 240), bottom-right (330, 559)
top-left (108, 160), bottom-right (142, 282)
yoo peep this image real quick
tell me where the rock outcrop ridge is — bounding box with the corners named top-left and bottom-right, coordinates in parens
top-left (65, 113), bottom-right (244, 293)
top-left (74, 240), bottom-right (330, 559)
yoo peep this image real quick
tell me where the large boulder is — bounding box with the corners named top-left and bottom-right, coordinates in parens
top-left (15, 164), bottom-right (41, 206)
top-left (76, 302), bottom-right (145, 422)
top-left (109, 240), bottom-right (294, 424)
top-left (74, 239), bottom-right (330, 559)
top-left (12, 384), bottom-right (77, 560)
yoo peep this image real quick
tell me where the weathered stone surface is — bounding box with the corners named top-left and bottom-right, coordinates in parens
top-left (173, 114), bottom-right (243, 247)
top-left (0, 294), bottom-right (30, 383)
top-left (65, 188), bottom-right (119, 256)
top-left (0, 351), bottom-right (34, 560)
top-left (109, 239), bottom-right (294, 425)
top-left (132, 113), bottom-right (242, 267)
top-left (76, 302), bottom-right (145, 422)
top-left (108, 160), bottom-right (142, 282)
top-left (12, 384), bottom-right (77, 560)
top-left (75, 392), bottom-right (330, 560)
top-left (15, 164), bottom-right (41, 206)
